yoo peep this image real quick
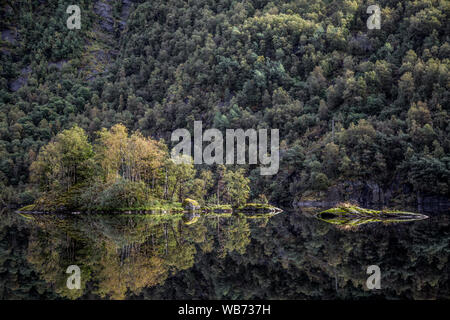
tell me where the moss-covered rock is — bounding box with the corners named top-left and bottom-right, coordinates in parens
top-left (182, 198), bottom-right (200, 210)
top-left (317, 205), bottom-right (428, 226)
top-left (17, 204), bottom-right (36, 212)
top-left (184, 216), bottom-right (199, 225)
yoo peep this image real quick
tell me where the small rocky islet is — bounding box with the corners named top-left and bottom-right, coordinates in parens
top-left (316, 204), bottom-right (428, 226)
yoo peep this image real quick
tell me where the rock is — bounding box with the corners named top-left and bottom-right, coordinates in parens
top-left (9, 65), bottom-right (32, 92)
top-left (293, 179), bottom-right (450, 209)
top-left (94, 1), bottom-right (114, 32)
top-left (119, 0), bottom-right (134, 31)
top-left (48, 60), bottom-right (68, 71)
top-left (1, 29), bottom-right (17, 44)
top-left (182, 198), bottom-right (200, 210)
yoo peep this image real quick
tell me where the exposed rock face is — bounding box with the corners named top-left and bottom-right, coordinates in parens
top-left (1, 29), bottom-right (18, 55)
top-left (9, 65), bottom-right (31, 92)
top-left (293, 180), bottom-right (450, 211)
top-left (94, 0), bottom-right (135, 33)
top-left (84, 50), bottom-right (112, 81)
top-left (325, 180), bottom-right (387, 205)
top-left (85, 1), bottom-right (137, 81)
top-left (417, 195), bottom-right (450, 212)
top-left (48, 60), bottom-right (67, 71)
top-left (119, 0), bottom-right (134, 31)
top-left (349, 34), bottom-right (372, 52)
top-left (94, 0), bottom-right (114, 32)
top-left (1, 29), bottom-right (17, 44)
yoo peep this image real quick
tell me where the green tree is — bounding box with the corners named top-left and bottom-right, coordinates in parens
top-left (30, 125), bottom-right (93, 192)
top-left (222, 168), bottom-right (250, 207)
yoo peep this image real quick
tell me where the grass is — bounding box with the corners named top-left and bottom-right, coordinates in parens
top-left (17, 204), bottom-right (36, 212)
top-left (238, 203), bottom-right (271, 210)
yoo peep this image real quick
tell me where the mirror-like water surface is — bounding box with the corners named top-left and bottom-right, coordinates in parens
top-left (0, 207), bottom-right (448, 299)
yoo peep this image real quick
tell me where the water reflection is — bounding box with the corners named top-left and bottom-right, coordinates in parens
top-left (15, 212), bottom-right (267, 299)
top-left (1, 207), bottom-right (449, 299)
top-left (315, 207), bottom-right (429, 228)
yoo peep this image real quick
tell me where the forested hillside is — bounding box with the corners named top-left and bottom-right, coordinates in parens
top-left (1, 0), bottom-right (449, 207)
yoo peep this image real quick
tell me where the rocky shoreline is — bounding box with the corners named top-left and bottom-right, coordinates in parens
top-left (293, 180), bottom-right (450, 212)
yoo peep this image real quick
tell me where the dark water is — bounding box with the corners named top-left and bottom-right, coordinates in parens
top-left (0, 206), bottom-right (449, 299)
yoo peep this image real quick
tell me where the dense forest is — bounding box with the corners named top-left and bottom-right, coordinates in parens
top-left (0, 0), bottom-right (449, 208)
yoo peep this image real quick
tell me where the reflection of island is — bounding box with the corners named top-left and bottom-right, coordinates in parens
top-left (1, 208), bottom-right (448, 300)
top-left (19, 212), bottom-right (271, 299)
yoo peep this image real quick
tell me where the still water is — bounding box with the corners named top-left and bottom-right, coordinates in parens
top-left (0, 206), bottom-right (448, 299)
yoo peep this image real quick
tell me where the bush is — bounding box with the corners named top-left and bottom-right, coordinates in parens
top-left (96, 179), bottom-right (152, 210)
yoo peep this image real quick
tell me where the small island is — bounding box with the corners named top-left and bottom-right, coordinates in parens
top-left (17, 200), bottom-right (282, 216)
top-left (18, 124), bottom-right (282, 216)
top-left (316, 203), bottom-right (428, 226)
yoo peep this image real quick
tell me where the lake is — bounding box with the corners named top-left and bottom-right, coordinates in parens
top-left (0, 206), bottom-right (448, 299)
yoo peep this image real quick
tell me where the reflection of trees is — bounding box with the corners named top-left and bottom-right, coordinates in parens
top-left (21, 212), bottom-right (256, 299)
top-left (23, 214), bottom-right (207, 299)
top-left (21, 212), bottom-right (257, 299)
top-left (245, 211), bottom-right (449, 299)
top-left (0, 211), bottom-right (57, 299)
top-left (25, 215), bottom-right (89, 299)
top-left (5, 210), bottom-right (447, 299)
top-left (143, 211), bottom-right (449, 300)
top-left (95, 242), bottom-right (167, 299)
top-left (215, 216), bottom-right (250, 259)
